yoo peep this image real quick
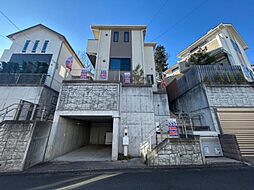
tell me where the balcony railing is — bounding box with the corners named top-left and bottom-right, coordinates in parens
top-left (64, 69), bottom-right (155, 86)
top-left (0, 73), bottom-right (47, 85)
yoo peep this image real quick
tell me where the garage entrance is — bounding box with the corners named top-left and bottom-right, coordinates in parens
top-left (217, 108), bottom-right (254, 157)
top-left (54, 116), bottom-right (113, 162)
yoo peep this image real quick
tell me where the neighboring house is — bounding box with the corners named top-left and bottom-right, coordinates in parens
top-left (44, 25), bottom-right (170, 162)
top-left (166, 23), bottom-right (254, 159)
top-left (174, 23), bottom-right (254, 81)
top-left (0, 24), bottom-right (83, 120)
top-left (86, 25), bottom-right (157, 91)
top-left (0, 24), bottom-right (84, 171)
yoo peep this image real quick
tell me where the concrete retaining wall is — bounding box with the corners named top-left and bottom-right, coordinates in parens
top-left (24, 121), bottom-right (52, 169)
top-left (44, 117), bottom-right (90, 160)
top-left (169, 84), bottom-right (254, 133)
top-left (169, 84), bottom-right (215, 131)
top-left (90, 122), bottom-right (112, 145)
top-left (120, 86), bottom-right (156, 156)
top-left (153, 92), bottom-right (170, 124)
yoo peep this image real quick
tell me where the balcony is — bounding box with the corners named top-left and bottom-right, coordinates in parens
top-left (86, 39), bottom-right (98, 67)
top-left (64, 70), bottom-right (155, 86)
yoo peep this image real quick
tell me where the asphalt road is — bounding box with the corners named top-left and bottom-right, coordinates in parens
top-left (1, 166), bottom-right (254, 190)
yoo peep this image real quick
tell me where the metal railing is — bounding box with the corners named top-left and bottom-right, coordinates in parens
top-left (0, 103), bottom-right (19, 122)
top-left (0, 73), bottom-right (47, 85)
top-left (0, 100), bottom-right (55, 124)
top-left (140, 112), bottom-right (206, 157)
top-left (65, 69), bottom-right (155, 86)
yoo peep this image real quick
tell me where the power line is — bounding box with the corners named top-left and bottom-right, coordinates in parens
top-left (0, 10), bottom-right (21, 31)
top-left (152, 0), bottom-right (208, 41)
top-left (147, 0), bottom-right (169, 27)
top-left (0, 9), bottom-right (59, 63)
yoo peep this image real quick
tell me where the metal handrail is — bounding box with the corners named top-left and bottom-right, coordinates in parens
top-left (0, 103), bottom-right (19, 113)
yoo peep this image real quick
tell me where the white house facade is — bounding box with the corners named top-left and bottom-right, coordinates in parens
top-left (0, 24), bottom-right (83, 120)
top-left (87, 25), bottom-right (157, 91)
top-left (174, 23), bottom-right (254, 81)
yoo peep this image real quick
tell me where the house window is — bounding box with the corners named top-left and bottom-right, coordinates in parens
top-left (147, 75), bottom-right (154, 85)
top-left (124, 32), bottom-right (129, 42)
top-left (109, 58), bottom-right (131, 71)
top-left (32, 40), bottom-right (40, 53)
top-left (113, 32), bottom-right (119, 42)
top-left (109, 58), bottom-right (121, 70)
top-left (41, 40), bottom-right (49, 53)
top-left (22, 40), bottom-right (30, 52)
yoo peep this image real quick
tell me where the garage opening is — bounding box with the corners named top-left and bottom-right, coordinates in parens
top-left (54, 116), bottom-right (113, 162)
top-left (217, 108), bottom-right (254, 157)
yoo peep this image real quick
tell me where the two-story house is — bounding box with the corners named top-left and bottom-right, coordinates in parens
top-left (0, 24), bottom-right (83, 121)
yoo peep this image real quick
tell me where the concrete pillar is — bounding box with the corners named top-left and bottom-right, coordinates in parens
top-left (112, 116), bottom-right (120, 161)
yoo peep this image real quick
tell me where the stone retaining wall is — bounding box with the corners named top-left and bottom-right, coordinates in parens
top-left (148, 137), bottom-right (204, 166)
top-left (0, 121), bottom-right (51, 172)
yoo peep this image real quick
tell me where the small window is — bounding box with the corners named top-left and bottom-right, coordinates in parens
top-left (120, 58), bottom-right (131, 71)
top-left (22, 40), bottom-right (30, 52)
top-left (147, 75), bottom-right (154, 85)
top-left (32, 40), bottom-right (40, 53)
top-left (113, 32), bottom-right (119, 42)
top-left (41, 40), bottom-right (49, 53)
top-left (124, 32), bottom-right (129, 42)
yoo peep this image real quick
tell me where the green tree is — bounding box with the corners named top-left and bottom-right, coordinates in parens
top-left (154, 44), bottom-right (168, 79)
top-left (189, 48), bottom-right (216, 65)
top-left (132, 64), bottom-right (144, 84)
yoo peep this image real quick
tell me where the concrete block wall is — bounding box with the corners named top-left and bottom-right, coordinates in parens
top-left (205, 85), bottom-right (254, 107)
top-left (0, 121), bottom-right (34, 171)
top-left (205, 84), bottom-right (254, 132)
top-left (0, 121), bottom-right (52, 172)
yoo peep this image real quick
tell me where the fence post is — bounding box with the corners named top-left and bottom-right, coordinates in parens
top-left (16, 74), bottom-right (20, 84)
top-left (41, 106), bottom-right (46, 121)
top-left (2, 107), bottom-right (8, 121)
top-left (30, 104), bottom-right (37, 120)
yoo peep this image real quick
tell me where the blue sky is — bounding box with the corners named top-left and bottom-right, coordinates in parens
top-left (0, 0), bottom-right (254, 67)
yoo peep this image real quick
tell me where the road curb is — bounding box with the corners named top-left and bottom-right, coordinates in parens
top-left (0, 162), bottom-right (248, 176)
